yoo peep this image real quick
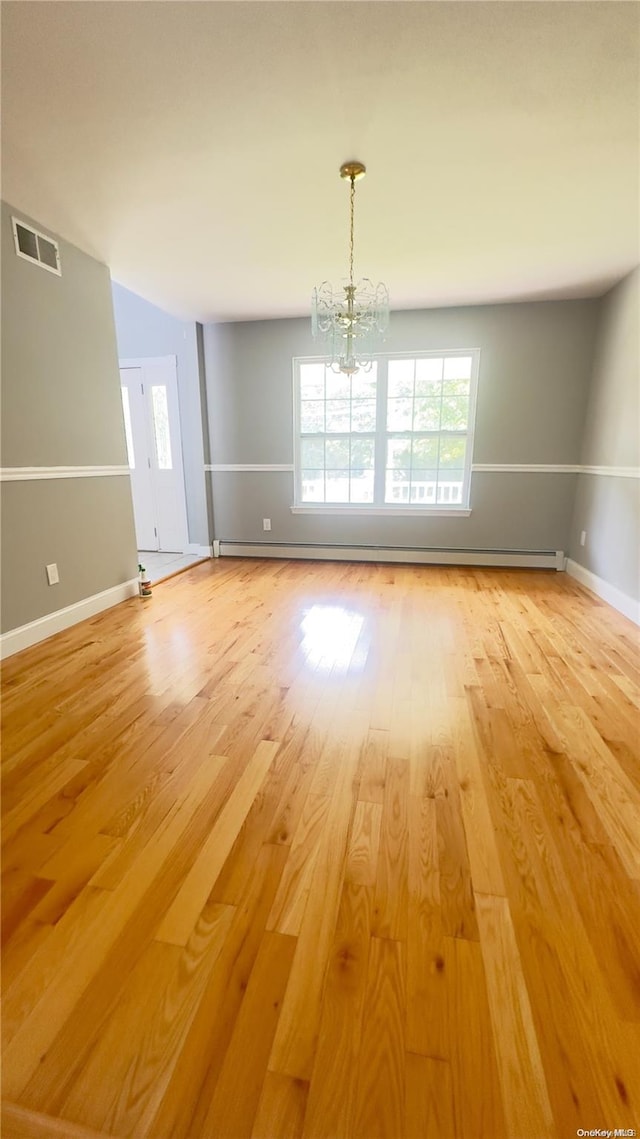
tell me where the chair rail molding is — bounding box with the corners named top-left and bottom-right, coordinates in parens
top-left (1, 466), bottom-right (130, 481)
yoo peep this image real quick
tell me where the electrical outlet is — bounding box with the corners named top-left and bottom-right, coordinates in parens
top-left (46, 563), bottom-right (59, 585)
top-left (580, 530), bottom-right (587, 547)
top-left (263, 518), bottom-right (271, 531)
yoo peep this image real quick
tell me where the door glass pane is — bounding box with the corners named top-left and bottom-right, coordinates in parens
top-left (121, 386), bottom-right (135, 468)
top-left (151, 386), bottom-right (173, 469)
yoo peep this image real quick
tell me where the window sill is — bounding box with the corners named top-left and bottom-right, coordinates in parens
top-left (290, 505), bottom-right (472, 517)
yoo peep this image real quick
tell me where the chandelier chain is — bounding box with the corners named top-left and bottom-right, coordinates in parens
top-left (349, 175), bottom-right (355, 288)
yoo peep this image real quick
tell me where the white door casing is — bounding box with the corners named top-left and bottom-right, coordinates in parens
top-left (119, 356), bottom-right (189, 553)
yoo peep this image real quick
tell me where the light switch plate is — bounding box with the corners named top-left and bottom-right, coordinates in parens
top-left (46, 563), bottom-right (59, 585)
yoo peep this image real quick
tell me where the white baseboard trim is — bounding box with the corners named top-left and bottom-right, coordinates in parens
top-left (565, 559), bottom-right (640, 625)
top-left (0, 578), bottom-right (140, 660)
top-left (186, 543), bottom-right (213, 558)
top-left (218, 543), bottom-right (563, 570)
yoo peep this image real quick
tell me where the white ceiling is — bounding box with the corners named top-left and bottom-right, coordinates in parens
top-left (2, 1), bottom-right (639, 322)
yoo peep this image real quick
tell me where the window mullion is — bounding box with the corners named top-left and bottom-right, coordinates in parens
top-left (373, 359), bottom-right (388, 505)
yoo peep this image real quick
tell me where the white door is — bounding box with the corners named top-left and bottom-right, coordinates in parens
top-left (120, 356), bottom-right (189, 553)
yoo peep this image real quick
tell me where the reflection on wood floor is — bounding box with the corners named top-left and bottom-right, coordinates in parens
top-left (2, 557), bottom-right (639, 1139)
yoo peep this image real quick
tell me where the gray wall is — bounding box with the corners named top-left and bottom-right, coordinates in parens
top-left (111, 283), bottom-right (210, 547)
top-left (569, 268), bottom-right (640, 602)
top-left (1, 201), bottom-right (138, 633)
top-left (202, 300), bottom-right (598, 554)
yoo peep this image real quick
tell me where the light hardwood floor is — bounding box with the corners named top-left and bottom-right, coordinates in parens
top-left (2, 558), bottom-right (639, 1139)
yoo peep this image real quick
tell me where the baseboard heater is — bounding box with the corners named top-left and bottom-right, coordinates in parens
top-left (217, 542), bottom-right (564, 570)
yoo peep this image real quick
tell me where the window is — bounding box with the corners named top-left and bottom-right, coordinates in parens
top-left (296, 362), bottom-right (377, 504)
top-left (121, 387), bottom-right (135, 468)
top-left (151, 385), bottom-right (173, 470)
top-left (293, 351), bottom-right (479, 512)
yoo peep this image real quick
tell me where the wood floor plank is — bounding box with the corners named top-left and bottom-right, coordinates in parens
top-left (489, 770), bottom-right (640, 1130)
top-left (452, 695), bottom-right (506, 895)
top-left (352, 936), bottom-right (406, 1139)
top-left (302, 881), bottom-right (373, 1139)
top-left (405, 795), bottom-right (447, 1060)
top-left (0, 1102), bottom-right (117, 1139)
top-left (156, 740), bottom-right (280, 945)
top-left (445, 934), bottom-right (508, 1139)
top-left (196, 930), bottom-right (297, 1138)
top-left (141, 842), bottom-right (288, 1139)
top-left (435, 774), bottom-right (480, 942)
top-left (475, 892), bottom-right (555, 1138)
top-left (1, 873), bottom-right (54, 948)
top-left (404, 1053), bottom-right (455, 1139)
top-left (356, 728), bottom-right (389, 803)
top-left (546, 699), bottom-right (640, 878)
top-left (2, 759), bottom-right (88, 845)
top-left (266, 793), bottom-right (331, 937)
top-left (268, 741), bottom-right (360, 1081)
top-left (345, 800), bottom-right (382, 887)
top-left (54, 903), bottom-right (236, 1136)
top-left (2, 885), bottom-right (111, 1046)
top-left (2, 558), bottom-right (638, 1139)
top-left (2, 751), bottom-right (223, 1100)
top-left (532, 754), bottom-right (640, 1020)
top-left (251, 1072), bottom-right (308, 1139)
top-left (371, 756), bottom-right (409, 940)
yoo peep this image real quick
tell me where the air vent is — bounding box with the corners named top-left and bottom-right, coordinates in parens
top-left (12, 217), bottom-right (61, 276)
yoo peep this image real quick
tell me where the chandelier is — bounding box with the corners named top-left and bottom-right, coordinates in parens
top-left (311, 161), bottom-right (389, 374)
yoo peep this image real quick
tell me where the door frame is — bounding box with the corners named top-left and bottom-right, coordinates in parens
top-left (120, 355), bottom-right (190, 554)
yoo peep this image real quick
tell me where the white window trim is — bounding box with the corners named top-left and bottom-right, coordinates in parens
top-left (292, 349), bottom-right (480, 514)
top-left (291, 505), bottom-right (472, 517)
